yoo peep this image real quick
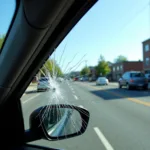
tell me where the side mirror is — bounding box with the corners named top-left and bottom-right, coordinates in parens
top-left (25, 104), bottom-right (90, 142)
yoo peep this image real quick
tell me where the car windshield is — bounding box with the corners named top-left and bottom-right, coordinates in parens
top-left (131, 73), bottom-right (145, 77)
top-left (18, 0), bottom-right (150, 150)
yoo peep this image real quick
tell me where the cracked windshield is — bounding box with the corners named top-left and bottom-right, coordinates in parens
top-left (19, 0), bottom-right (150, 149)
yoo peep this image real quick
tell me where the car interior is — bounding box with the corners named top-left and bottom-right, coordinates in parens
top-left (0, 0), bottom-right (97, 149)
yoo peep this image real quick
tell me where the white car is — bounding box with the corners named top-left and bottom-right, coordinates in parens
top-left (57, 77), bottom-right (64, 82)
top-left (96, 77), bottom-right (109, 85)
top-left (37, 77), bottom-right (51, 91)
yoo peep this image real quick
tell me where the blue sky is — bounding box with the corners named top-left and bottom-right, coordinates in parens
top-left (0, 0), bottom-right (15, 35)
top-left (1, 0), bottom-right (150, 73)
top-left (54, 0), bottom-right (150, 72)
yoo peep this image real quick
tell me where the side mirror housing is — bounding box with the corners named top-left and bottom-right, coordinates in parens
top-left (25, 104), bottom-right (90, 142)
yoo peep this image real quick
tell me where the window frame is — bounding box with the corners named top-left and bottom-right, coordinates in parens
top-left (145, 57), bottom-right (149, 66)
top-left (145, 44), bottom-right (149, 52)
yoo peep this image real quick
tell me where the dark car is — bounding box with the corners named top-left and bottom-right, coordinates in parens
top-left (118, 71), bottom-right (148, 90)
top-left (145, 74), bottom-right (150, 82)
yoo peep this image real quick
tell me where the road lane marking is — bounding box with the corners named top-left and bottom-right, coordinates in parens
top-left (71, 88), bottom-right (74, 92)
top-left (79, 82), bottom-right (150, 107)
top-left (94, 127), bottom-right (114, 150)
top-left (99, 89), bottom-right (150, 107)
top-left (74, 95), bottom-right (78, 100)
top-left (72, 90), bottom-right (75, 93)
top-left (22, 94), bottom-right (40, 104)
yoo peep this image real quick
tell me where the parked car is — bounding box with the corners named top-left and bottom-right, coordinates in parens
top-left (89, 77), bottom-right (96, 82)
top-left (118, 71), bottom-right (148, 90)
top-left (82, 77), bottom-right (89, 81)
top-left (73, 77), bottom-right (78, 81)
top-left (96, 77), bottom-right (109, 85)
top-left (145, 73), bottom-right (150, 82)
top-left (37, 77), bottom-right (51, 91)
top-left (57, 77), bottom-right (64, 82)
top-left (79, 77), bottom-right (83, 81)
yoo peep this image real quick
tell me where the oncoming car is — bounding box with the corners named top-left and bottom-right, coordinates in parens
top-left (37, 77), bottom-right (51, 92)
top-left (96, 77), bottom-right (109, 85)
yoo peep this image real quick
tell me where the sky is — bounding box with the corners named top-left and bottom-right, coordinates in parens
top-left (1, 0), bottom-right (150, 73)
top-left (0, 0), bottom-right (15, 35)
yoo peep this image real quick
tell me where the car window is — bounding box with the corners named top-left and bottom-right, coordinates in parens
top-left (20, 0), bottom-right (150, 150)
top-left (130, 73), bottom-right (145, 77)
top-left (99, 77), bottom-right (106, 80)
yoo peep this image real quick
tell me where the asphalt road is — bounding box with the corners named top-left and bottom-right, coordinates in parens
top-left (21, 81), bottom-right (150, 150)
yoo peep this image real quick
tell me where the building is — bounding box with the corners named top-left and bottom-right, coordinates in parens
top-left (143, 39), bottom-right (150, 73)
top-left (88, 66), bottom-right (96, 81)
top-left (111, 61), bottom-right (143, 81)
top-left (70, 71), bottom-right (80, 78)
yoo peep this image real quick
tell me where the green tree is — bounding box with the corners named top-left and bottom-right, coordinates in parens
top-left (114, 55), bottom-right (128, 63)
top-left (41, 59), bottom-right (63, 77)
top-left (0, 35), bottom-right (5, 49)
top-left (80, 66), bottom-right (90, 76)
top-left (138, 59), bottom-right (141, 62)
top-left (96, 55), bottom-right (110, 76)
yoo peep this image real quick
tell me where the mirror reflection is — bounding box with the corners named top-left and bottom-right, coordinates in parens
top-left (42, 107), bottom-right (82, 138)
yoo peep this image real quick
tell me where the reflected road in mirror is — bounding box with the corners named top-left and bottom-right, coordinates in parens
top-left (42, 107), bottom-right (82, 138)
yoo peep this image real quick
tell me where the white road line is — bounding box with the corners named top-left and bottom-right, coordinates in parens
top-left (94, 127), bottom-right (114, 150)
top-left (22, 94), bottom-right (40, 104)
top-left (74, 95), bottom-right (78, 100)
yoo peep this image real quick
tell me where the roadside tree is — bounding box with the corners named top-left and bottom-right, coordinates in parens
top-left (95, 55), bottom-right (110, 77)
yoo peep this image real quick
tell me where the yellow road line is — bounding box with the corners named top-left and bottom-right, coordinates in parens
top-left (79, 82), bottom-right (150, 107)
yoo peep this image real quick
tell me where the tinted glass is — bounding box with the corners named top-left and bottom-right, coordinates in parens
top-left (130, 73), bottom-right (145, 77)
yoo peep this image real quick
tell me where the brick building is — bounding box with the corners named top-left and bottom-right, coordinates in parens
top-left (143, 39), bottom-right (150, 73)
top-left (111, 61), bottom-right (143, 81)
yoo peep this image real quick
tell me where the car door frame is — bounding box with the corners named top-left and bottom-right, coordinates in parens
top-left (0, 0), bottom-right (98, 147)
